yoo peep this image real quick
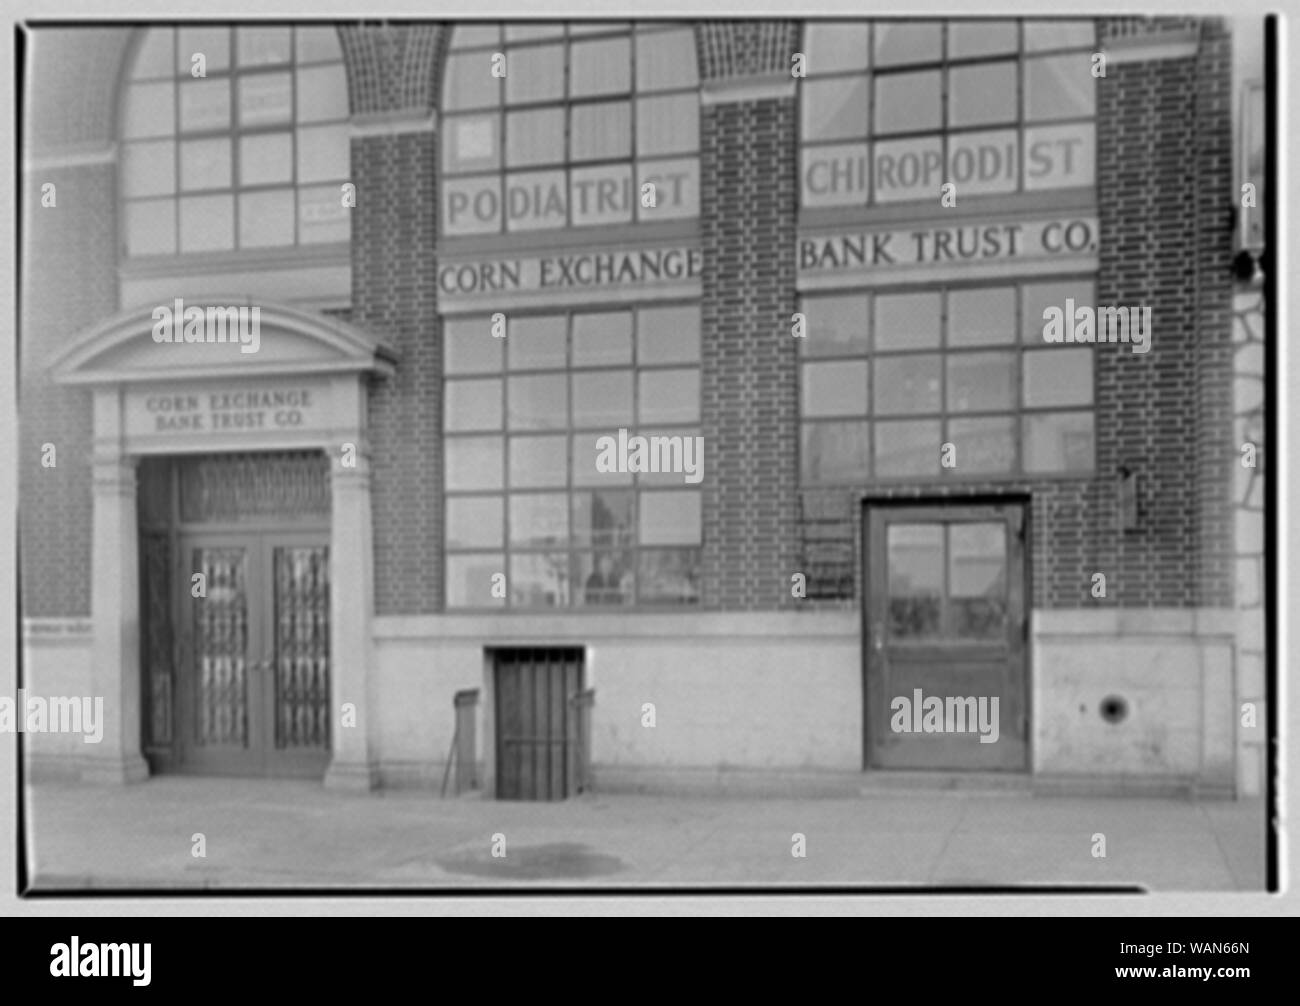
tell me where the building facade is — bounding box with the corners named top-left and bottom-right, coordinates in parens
top-left (19, 17), bottom-right (1264, 797)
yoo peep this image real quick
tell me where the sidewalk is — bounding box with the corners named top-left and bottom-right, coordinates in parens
top-left (24, 778), bottom-right (1265, 891)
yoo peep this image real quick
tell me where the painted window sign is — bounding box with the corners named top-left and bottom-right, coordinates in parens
top-left (441, 23), bottom-right (700, 236)
top-left (799, 19), bottom-right (1097, 209)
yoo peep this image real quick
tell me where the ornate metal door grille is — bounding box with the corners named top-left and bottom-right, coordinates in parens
top-left (274, 545), bottom-right (331, 751)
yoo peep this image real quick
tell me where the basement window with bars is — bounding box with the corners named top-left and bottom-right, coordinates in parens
top-left (798, 278), bottom-right (1097, 484)
top-left (442, 304), bottom-right (702, 609)
top-left (119, 25), bottom-right (350, 257)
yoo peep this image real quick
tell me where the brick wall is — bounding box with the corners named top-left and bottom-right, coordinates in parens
top-left (699, 92), bottom-right (802, 610)
top-left (19, 161), bottom-right (118, 616)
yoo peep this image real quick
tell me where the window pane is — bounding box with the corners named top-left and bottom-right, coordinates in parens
top-left (237, 26), bottom-right (290, 66)
top-left (947, 20), bottom-right (1017, 59)
top-left (510, 553), bottom-right (571, 607)
top-left (573, 432), bottom-right (632, 486)
top-left (1023, 411), bottom-right (1094, 472)
top-left (948, 62), bottom-right (1016, 127)
top-left (570, 36), bottom-right (631, 96)
top-left (1021, 279), bottom-right (1095, 342)
top-left (801, 142), bottom-right (870, 208)
top-left (875, 419), bottom-right (940, 477)
top-left (947, 287), bottom-right (1015, 346)
top-left (574, 551), bottom-right (633, 606)
top-left (874, 355), bottom-right (941, 415)
top-left (572, 370), bottom-right (634, 427)
top-left (875, 292), bottom-right (941, 350)
top-left (124, 140), bottom-right (177, 197)
top-left (505, 43), bottom-right (564, 105)
top-left (505, 170), bottom-right (568, 231)
top-left (238, 72), bottom-right (292, 127)
top-left (947, 416), bottom-right (1016, 474)
top-left (804, 21), bottom-right (869, 74)
top-left (572, 490), bottom-right (635, 547)
top-left (443, 52), bottom-right (500, 110)
top-left (573, 311), bottom-right (633, 365)
top-left (946, 351), bottom-right (1015, 412)
top-left (509, 435), bottom-right (568, 487)
top-left (179, 78), bottom-right (230, 131)
top-left (177, 27), bottom-right (230, 74)
top-left (1023, 123), bottom-right (1095, 190)
top-left (570, 164), bottom-right (633, 225)
top-left (887, 523), bottom-right (943, 638)
top-left (637, 548), bottom-right (700, 604)
top-left (441, 177), bottom-right (501, 234)
top-left (801, 420), bottom-right (869, 483)
top-left (873, 23), bottom-right (941, 66)
top-left (444, 317), bottom-right (503, 373)
top-left (637, 94), bottom-right (698, 156)
top-left (445, 377), bottom-right (503, 431)
top-left (872, 135), bottom-right (943, 202)
top-left (506, 25), bottom-right (564, 42)
top-left (802, 360), bottom-right (868, 417)
top-left (636, 28), bottom-right (698, 90)
top-left (801, 77), bottom-right (868, 142)
top-left (446, 554), bottom-right (506, 608)
top-left (131, 29), bottom-right (175, 80)
top-left (798, 295), bottom-right (869, 356)
top-left (446, 496), bottom-right (504, 548)
top-left (506, 314), bottom-right (567, 369)
top-left (637, 305), bottom-right (700, 364)
top-left (571, 101), bottom-right (631, 161)
top-left (238, 188), bottom-right (294, 248)
top-left (125, 199), bottom-right (176, 256)
top-left (179, 193), bottom-right (234, 252)
top-left (949, 522), bottom-right (1008, 638)
top-left (508, 374), bottom-right (568, 429)
top-left (638, 369), bottom-right (699, 424)
top-left (506, 107), bottom-right (565, 167)
top-left (444, 114), bottom-right (500, 173)
top-left (453, 25), bottom-right (500, 48)
top-left (637, 429), bottom-right (702, 487)
top-left (1024, 54), bottom-right (1095, 121)
top-left (1023, 347), bottom-right (1093, 407)
top-left (123, 82), bottom-right (175, 139)
top-left (640, 490), bottom-right (702, 545)
top-left (509, 493), bottom-right (569, 547)
top-left (239, 132), bottom-right (291, 186)
top-left (296, 27), bottom-right (342, 63)
top-left (296, 124), bottom-right (348, 183)
top-left (638, 157), bottom-right (699, 220)
top-left (1023, 20), bottom-right (1095, 51)
top-left (298, 184), bottom-right (350, 243)
top-left (445, 436), bottom-right (504, 490)
top-left (874, 70), bottom-right (941, 134)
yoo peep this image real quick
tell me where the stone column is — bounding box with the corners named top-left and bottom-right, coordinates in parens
top-left (324, 378), bottom-right (379, 789)
top-left (85, 387), bottom-right (149, 783)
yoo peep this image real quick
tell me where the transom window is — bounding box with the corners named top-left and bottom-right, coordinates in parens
top-left (800, 19), bottom-right (1096, 209)
top-left (799, 278), bottom-right (1097, 483)
top-left (120, 25), bottom-right (350, 257)
top-left (441, 22), bottom-right (700, 236)
top-left (443, 305), bottom-right (702, 608)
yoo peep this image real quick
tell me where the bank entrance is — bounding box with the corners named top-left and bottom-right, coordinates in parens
top-left (864, 499), bottom-right (1029, 772)
top-left (139, 452), bottom-right (332, 778)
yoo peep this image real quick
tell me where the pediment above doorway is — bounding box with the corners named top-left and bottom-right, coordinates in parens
top-left (51, 296), bottom-right (398, 386)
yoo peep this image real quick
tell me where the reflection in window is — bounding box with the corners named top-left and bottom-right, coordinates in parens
top-left (445, 306), bottom-right (702, 607)
top-left (121, 26), bottom-right (349, 256)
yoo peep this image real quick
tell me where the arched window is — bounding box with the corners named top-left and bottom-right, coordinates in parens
top-left (440, 22), bottom-right (699, 236)
top-left (120, 26), bottom-right (350, 257)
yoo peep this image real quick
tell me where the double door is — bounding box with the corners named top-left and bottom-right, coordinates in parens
top-left (177, 531), bottom-right (331, 777)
